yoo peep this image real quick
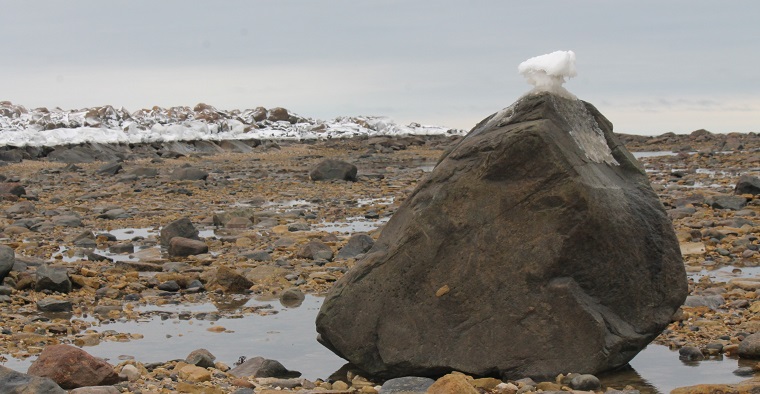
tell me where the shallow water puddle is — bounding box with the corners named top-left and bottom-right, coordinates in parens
top-left (688, 265), bottom-right (760, 283)
top-left (315, 216), bottom-right (390, 233)
top-left (0, 296), bottom-right (346, 381)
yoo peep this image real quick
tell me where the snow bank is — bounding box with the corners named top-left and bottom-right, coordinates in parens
top-left (0, 102), bottom-right (464, 148)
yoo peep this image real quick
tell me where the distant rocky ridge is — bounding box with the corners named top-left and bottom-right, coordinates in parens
top-left (0, 101), bottom-right (463, 147)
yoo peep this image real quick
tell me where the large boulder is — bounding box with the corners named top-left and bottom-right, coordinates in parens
top-left (316, 92), bottom-right (687, 379)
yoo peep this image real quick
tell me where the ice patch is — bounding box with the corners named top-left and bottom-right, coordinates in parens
top-left (551, 96), bottom-right (618, 166)
top-left (518, 50), bottom-right (577, 99)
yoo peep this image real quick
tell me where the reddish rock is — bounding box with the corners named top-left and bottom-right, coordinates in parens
top-left (27, 344), bottom-right (119, 389)
top-left (168, 237), bottom-right (209, 257)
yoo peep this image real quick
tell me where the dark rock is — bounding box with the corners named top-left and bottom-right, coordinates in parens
top-left (336, 234), bottom-right (375, 259)
top-left (170, 167), bottom-right (209, 181)
top-left (109, 242), bottom-right (134, 254)
top-left (707, 194), bottom-right (747, 210)
top-left (186, 348), bottom-right (216, 369)
top-left (570, 374), bottom-right (601, 390)
top-left (0, 365), bottom-right (65, 393)
top-left (733, 366), bottom-right (755, 377)
top-left (37, 298), bottom-right (73, 312)
top-left (168, 237), bottom-right (208, 257)
top-left (267, 107), bottom-right (290, 122)
top-left (309, 159), bottom-right (358, 182)
top-left (316, 92), bottom-right (687, 379)
top-left (157, 280), bottom-right (181, 292)
top-left (297, 240), bottom-right (333, 261)
top-left (679, 346), bottom-right (705, 361)
top-left (251, 107), bottom-right (268, 122)
top-left (738, 332), bottom-right (760, 358)
top-left (379, 376), bottom-right (435, 393)
top-left (0, 245), bottom-right (14, 282)
top-left (27, 344), bottom-right (119, 389)
top-left (0, 183), bottom-right (26, 196)
top-left (160, 217), bottom-right (199, 248)
top-left (35, 265), bottom-right (72, 293)
top-left (736, 175), bottom-right (760, 195)
top-left (0, 149), bottom-right (25, 162)
top-left (229, 356), bottom-right (301, 379)
top-left (97, 161), bottom-right (122, 175)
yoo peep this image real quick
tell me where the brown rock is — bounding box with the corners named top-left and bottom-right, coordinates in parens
top-left (169, 237), bottom-right (208, 257)
top-left (179, 364), bottom-right (211, 382)
top-left (27, 344), bottom-right (119, 389)
top-left (204, 266), bottom-right (253, 293)
top-left (426, 373), bottom-right (478, 394)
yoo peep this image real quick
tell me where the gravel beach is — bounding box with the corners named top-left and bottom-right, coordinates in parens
top-left (1, 131), bottom-right (760, 393)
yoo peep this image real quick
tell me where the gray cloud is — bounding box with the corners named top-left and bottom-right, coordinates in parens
top-left (1, 0), bottom-right (759, 134)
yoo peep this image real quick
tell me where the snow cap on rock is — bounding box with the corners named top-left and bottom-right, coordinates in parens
top-left (518, 50), bottom-right (577, 98)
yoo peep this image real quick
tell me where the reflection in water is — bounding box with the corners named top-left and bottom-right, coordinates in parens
top-left (600, 344), bottom-right (751, 394)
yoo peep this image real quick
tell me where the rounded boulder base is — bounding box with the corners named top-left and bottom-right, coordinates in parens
top-left (316, 92), bottom-right (687, 379)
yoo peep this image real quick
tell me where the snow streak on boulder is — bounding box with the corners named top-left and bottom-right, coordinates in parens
top-left (316, 91), bottom-right (687, 379)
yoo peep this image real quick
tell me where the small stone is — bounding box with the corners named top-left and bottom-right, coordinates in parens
top-left (332, 381), bottom-right (350, 390)
top-left (37, 298), bottom-right (73, 312)
top-left (186, 349), bottom-right (216, 368)
top-left (679, 346), bottom-right (705, 361)
top-left (158, 280), bottom-right (181, 292)
top-left (380, 376), bottom-right (435, 393)
top-left (569, 374), bottom-right (600, 390)
top-left (120, 364), bottom-right (141, 381)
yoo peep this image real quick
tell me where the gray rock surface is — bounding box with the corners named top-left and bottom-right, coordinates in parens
top-left (229, 356), bottom-right (301, 379)
top-left (35, 265), bottom-right (72, 293)
top-left (707, 194), bottom-right (747, 210)
top-left (336, 234), bottom-right (375, 260)
top-left (738, 332), bottom-right (760, 358)
top-left (379, 376), bottom-right (435, 393)
top-left (0, 365), bottom-right (65, 393)
top-left (0, 245), bottom-right (14, 282)
top-left (160, 217), bottom-right (200, 248)
top-left (316, 92), bottom-right (687, 379)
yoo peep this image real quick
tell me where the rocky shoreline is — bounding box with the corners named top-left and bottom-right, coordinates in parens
top-left (1, 130), bottom-right (760, 393)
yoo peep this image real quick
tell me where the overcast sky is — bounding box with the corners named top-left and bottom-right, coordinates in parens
top-left (1, 1), bottom-right (758, 135)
